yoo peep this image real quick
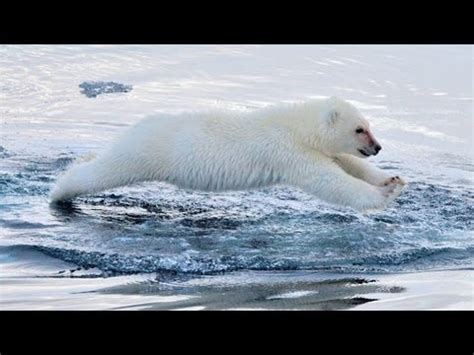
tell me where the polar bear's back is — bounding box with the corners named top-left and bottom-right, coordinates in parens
top-left (109, 111), bottom-right (284, 191)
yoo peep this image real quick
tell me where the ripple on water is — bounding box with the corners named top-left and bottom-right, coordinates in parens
top-left (1, 153), bottom-right (473, 275)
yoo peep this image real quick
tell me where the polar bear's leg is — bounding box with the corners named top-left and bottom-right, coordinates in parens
top-left (290, 155), bottom-right (400, 212)
top-left (333, 154), bottom-right (405, 187)
top-left (50, 154), bottom-right (146, 202)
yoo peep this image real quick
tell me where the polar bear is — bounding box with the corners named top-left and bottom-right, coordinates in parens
top-left (51, 97), bottom-right (406, 212)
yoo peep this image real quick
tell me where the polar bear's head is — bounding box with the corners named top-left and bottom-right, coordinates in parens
top-left (312, 97), bottom-right (382, 158)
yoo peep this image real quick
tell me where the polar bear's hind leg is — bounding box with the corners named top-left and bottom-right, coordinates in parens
top-left (50, 154), bottom-right (147, 202)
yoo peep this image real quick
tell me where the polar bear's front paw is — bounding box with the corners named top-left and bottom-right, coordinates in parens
top-left (379, 176), bottom-right (406, 199)
top-left (380, 175), bottom-right (406, 188)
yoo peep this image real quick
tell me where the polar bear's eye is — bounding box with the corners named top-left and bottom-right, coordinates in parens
top-left (355, 128), bottom-right (364, 134)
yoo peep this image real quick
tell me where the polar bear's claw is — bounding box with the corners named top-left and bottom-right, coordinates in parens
top-left (381, 176), bottom-right (406, 187)
top-left (379, 176), bottom-right (406, 200)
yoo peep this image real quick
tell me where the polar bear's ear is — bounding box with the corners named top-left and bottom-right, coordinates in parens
top-left (326, 108), bottom-right (340, 125)
top-left (324, 96), bottom-right (340, 125)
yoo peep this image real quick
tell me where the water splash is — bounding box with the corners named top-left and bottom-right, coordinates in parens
top-left (1, 153), bottom-right (472, 276)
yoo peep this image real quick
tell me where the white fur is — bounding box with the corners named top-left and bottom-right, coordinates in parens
top-left (51, 97), bottom-right (406, 212)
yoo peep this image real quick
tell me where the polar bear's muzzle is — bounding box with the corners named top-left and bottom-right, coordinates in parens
top-left (359, 130), bottom-right (382, 156)
top-left (358, 144), bottom-right (381, 157)
top-left (361, 143), bottom-right (382, 156)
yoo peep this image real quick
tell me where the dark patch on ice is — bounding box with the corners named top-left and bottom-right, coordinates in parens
top-left (97, 273), bottom-right (396, 310)
top-left (79, 81), bottom-right (133, 98)
top-left (346, 297), bottom-right (377, 305)
top-left (386, 286), bottom-right (405, 293)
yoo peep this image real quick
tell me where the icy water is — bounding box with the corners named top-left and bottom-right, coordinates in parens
top-left (0, 45), bottom-right (473, 309)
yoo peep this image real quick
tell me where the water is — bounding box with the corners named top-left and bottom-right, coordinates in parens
top-left (79, 81), bottom-right (133, 98)
top-left (0, 45), bottom-right (472, 309)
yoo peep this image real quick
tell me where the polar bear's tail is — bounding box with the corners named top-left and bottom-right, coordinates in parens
top-left (50, 154), bottom-right (140, 202)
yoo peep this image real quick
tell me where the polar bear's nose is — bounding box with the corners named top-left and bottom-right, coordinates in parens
top-left (374, 144), bottom-right (382, 154)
